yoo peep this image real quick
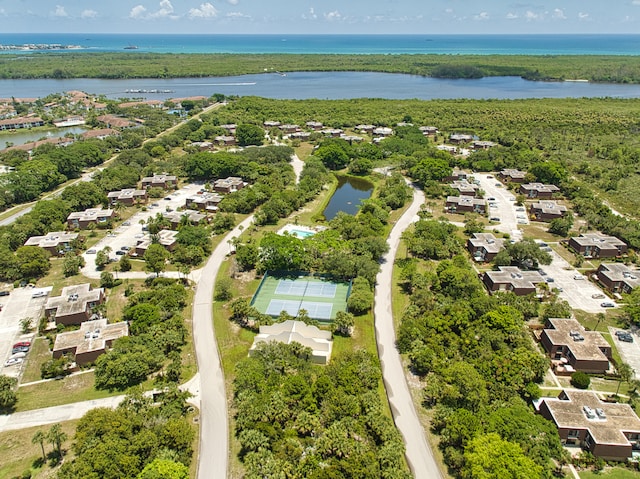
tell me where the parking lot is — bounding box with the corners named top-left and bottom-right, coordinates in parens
top-left (475, 174), bottom-right (524, 242)
top-left (609, 326), bottom-right (640, 380)
top-left (0, 287), bottom-right (49, 378)
top-left (81, 183), bottom-right (203, 276)
top-left (541, 246), bottom-right (615, 314)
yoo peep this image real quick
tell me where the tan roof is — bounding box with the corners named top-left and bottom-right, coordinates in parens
top-left (468, 233), bottom-right (505, 255)
top-left (484, 266), bottom-right (545, 289)
top-left (53, 318), bottom-right (128, 356)
top-left (24, 231), bottom-right (78, 249)
top-left (45, 284), bottom-right (104, 319)
top-left (571, 233), bottom-right (626, 250)
top-left (251, 320), bottom-right (333, 362)
top-left (542, 390), bottom-right (640, 446)
top-left (544, 318), bottom-right (610, 362)
top-left (67, 208), bottom-right (114, 223)
top-left (530, 201), bottom-right (568, 215)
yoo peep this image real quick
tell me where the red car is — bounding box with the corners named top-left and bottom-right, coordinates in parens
top-left (13, 341), bottom-right (31, 349)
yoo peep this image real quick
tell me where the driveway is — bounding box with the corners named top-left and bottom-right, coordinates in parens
top-left (475, 174), bottom-right (524, 241)
top-left (609, 326), bottom-right (640, 380)
top-left (0, 288), bottom-right (48, 378)
top-left (374, 184), bottom-right (443, 479)
top-left (542, 247), bottom-right (616, 313)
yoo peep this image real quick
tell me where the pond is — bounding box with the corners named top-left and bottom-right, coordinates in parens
top-left (0, 126), bottom-right (88, 150)
top-left (323, 176), bottom-right (373, 221)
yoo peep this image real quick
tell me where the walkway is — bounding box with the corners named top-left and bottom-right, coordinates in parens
top-left (374, 184), bottom-right (443, 479)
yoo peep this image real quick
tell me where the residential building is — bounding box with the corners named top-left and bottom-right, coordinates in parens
top-left (214, 135), bottom-right (236, 146)
top-left (320, 128), bottom-right (344, 137)
top-left (597, 263), bottom-right (640, 295)
top-left (96, 114), bottom-right (137, 129)
top-left (529, 201), bottom-right (568, 222)
top-left (482, 266), bottom-right (545, 295)
top-left (45, 284), bottom-right (105, 326)
top-left (279, 124), bottom-right (300, 133)
top-left (537, 390), bottom-right (640, 461)
top-left (449, 133), bottom-right (474, 144)
top-left (290, 131), bottom-right (312, 140)
top-left (498, 168), bottom-right (527, 183)
top-left (467, 233), bottom-right (505, 262)
top-left (213, 177), bottom-right (246, 194)
top-left (53, 318), bottom-right (128, 365)
top-left (355, 124), bottom-right (375, 133)
top-left (372, 127), bottom-right (393, 137)
top-left (569, 233), bottom-right (628, 259)
top-left (419, 126), bottom-right (439, 137)
top-left (141, 174), bottom-right (177, 190)
top-left (450, 180), bottom-right (479, 197)
top-left (67, 208), bottom-right (115, 229)
top-left (107, 188), bottom-right (147, 206)
top-left (305, 121), bottom-right (323, 130)
top-left (135, 229), bottom-right (178, 256)
top-left (162, 210), bottom-right (207, 229)
top-left (446, 196), bottom-right (487, 214)
top-left (185, 192), bottom-right (223, 212)
top-left (444, 168), bottom-right (469, 182)
top-left (540, 318), bottom-right (611, 374)
top-left (263, 120), bottom-right (281, 128)
top-left (471, 140), bottom-right (496, 150)
top-left (24, 231), bottom-right (78, 256)
top-left (0, 116), bottom-right (44, 130)
top-left (519, 182), bottom-right (561, 199)
top-left (249, 320), bottom-right (333, 365)
top-left (81, 128), bottom-right (119, 140)
top-left (220, 124), bottom-right (237, 133)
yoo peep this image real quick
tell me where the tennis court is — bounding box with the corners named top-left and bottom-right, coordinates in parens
top-left (251, 274), bottom-right (350, 322)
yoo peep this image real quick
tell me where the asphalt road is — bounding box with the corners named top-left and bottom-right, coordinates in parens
top-left (610, 326), bottom-right (640, 381)
top-left (475, 174), bottom-right (524, 241)
top-left (374, 183), bottom-right (443, 479)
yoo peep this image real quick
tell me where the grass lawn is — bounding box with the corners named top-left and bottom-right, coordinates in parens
top-left (15, 371), bottom-right (118, 412)
top-left (0, 420), bottom-right (78, 479)
top-left (20, 337), bottom-right (52, 385)
top-left (520, 223), bottom-right (561, 243)
top-left (35, 259), bottom-right (99, 295)
top-left (580, 467), bottom-right (640, 479)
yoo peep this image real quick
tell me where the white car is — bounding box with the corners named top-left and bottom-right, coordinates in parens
top-left (31, 291), bottom-right (48, 298)
top-left (4, 357), bottom-right (23, 367)
top-left (574, 274), bottom-right (586, 280)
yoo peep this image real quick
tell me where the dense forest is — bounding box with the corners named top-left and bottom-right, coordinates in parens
top-left (3, 53), bottom-right (640, 83)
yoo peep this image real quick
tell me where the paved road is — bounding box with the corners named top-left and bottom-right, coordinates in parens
top-left (374, 184), bottom-right (443, 479)
top-left (475, 174), bottom-right (524, 241)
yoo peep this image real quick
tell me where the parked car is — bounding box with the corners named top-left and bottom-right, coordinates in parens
top-left (487, 197), bottom-right (496, 201)
top-left (592, 293), bottom-right (606, 299)
top-left (0, 291), bottom-right (9, 296)
top-left (573, 274), bottom-right (586, 280)
top-left (31, 291), bottom-right (48, 298)
top-left (545, 277), bottom-right (555, 283)
top-left (116, 250), bottom-right (126, 256)
top-left (164, 197), bottom-right (171, 201)
top-left (13, 341), bottom-right (31, 349)
top-left (618, 333), bottom-right (634, 343)
top-left (151, 203), bottom-right (159, 207)
top-left (489, 217), bottom-right (501, 222)
top-left (86, 249), bottom-right (97, 254)
top-left (4, 357), bottom-right (23, 367)
top-left (122, 221), bottom-right (131, 226)
top-left (601, 302), bottom-right (615, 308)
top-left (12, 346), bottom-right (29, 354)
top-left (120, 246), bottom-right (131, 251)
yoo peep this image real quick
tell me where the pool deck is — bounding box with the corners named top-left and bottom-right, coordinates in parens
top-left (277, 224), bottom-right (318, 238)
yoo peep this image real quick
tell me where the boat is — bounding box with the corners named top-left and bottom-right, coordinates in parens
top-left (124, 45), bottom-right (138, 50)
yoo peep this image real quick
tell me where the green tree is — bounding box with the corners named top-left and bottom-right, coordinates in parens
top-left (119, 254), bottom-right (132, 272)
top-left (332, 311), bottom-right (354, 336)
top-left (215, 277), bottom-right (233, 301)
top-left (15, 246), bottom-right (51, 279)
top-left (100, 271), bottom-right (116, 288)
top-left (137, 459), bottom-right (189, 479)
top-left (32, 429), bottom-right (47, 462)
top-left (144, 244), bottom-right (168, 276)
top-left (0, 375), bottom-right (17, 412)
top-left (548, 216), bottom-right (573, 236)
top-left (63, 252), bottom-right (84, 277)
top-left (570, 371), bottom-right (591, 389)
top-left (47, 423), bottom-right (67, 460)
top-left (616, 363), bottom-right (635, 395)
top-left (461, 433), bottom-right (543, 479)
top-left (494, 238), bottom-right (552, 270)
top-left (236, 124), bottom-right (264, 146)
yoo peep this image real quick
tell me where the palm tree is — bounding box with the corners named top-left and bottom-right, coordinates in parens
top-left (616, 363), bottom-right (635, 396)
top-left (31, 430), bottom-right (46, 462)
top-left (47, 423), bottom-right (67, 460)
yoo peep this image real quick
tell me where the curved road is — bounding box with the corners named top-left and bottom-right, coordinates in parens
top-left (374, 184), bottom-right (443, 479)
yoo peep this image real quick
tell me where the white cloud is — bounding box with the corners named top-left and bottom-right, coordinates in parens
top-left (53, 5), bottom-right (68, 17)
top-left (525, 10), bottom-right (542, 20)
top-left (129, 5), bottom-right (147, 19)
top-left (227, 0), bottom-right (239, 4)
top-left (552, 8), bottom-right (566, 19)
top-left (81, 9), bottom-right (98, 19)
top-left (324, 10), bottom-right (342, 21)
top-left (150, 0), bottom-right (174, 18)
top-left (633, 0), bottom-right (640, 5)
top-left (189, 2), bottom-right (218, 18)
top-left (226, 11), bottom-right (249, 18)
top-left (0, 8), bottom-right (6, 16)
top-left (578, 12), bottom-right (590, 19)
top-left (302, 7), bottom-right (317, 20)
top-left (474, 11), bottom-right (489, 21)
top-left (506, 12), bottom-right (518, 19)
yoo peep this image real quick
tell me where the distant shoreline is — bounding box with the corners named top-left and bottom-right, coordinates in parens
top-left (2, 52), bottom-right (640, 84)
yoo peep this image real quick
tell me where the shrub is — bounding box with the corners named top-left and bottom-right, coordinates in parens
top-left (570, 371), bottom-right (590, 389)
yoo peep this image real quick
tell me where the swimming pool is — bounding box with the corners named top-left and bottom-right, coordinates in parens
top-left (290, 229), bottom-right (315, 239)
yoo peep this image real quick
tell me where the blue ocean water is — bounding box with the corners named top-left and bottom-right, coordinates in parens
top-left (0, 33), bottom-right (639, 55)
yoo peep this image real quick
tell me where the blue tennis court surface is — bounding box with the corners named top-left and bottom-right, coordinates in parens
top-left (266, 299), bottom-right (333, 321)
top-left (275, 279), bottom-right (337, 298)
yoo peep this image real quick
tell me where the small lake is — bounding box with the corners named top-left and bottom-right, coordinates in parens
top-left (0, 126), bottom-right (88, 150)
top-left (323, 176), bottom-right (373, 221)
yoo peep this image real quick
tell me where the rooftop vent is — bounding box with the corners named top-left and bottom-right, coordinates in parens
top-left (583, 405), bottom-right (596, 419)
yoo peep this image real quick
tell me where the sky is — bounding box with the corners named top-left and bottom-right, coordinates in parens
top-left (1, 0), bottom-right (640, 34)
